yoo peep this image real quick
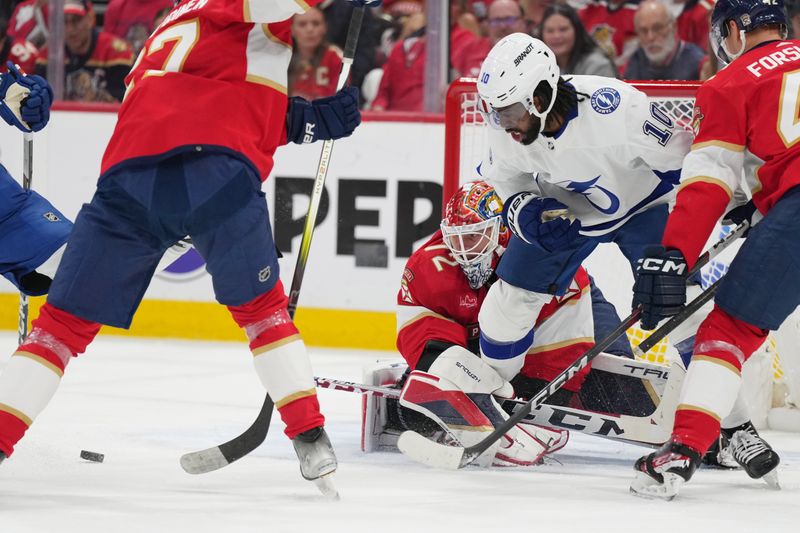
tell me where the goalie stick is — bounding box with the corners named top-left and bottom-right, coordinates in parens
top-left (179, 7), bottom-right (366, 476)
top-left (397, 220), bottom-right (750, 470)
top-left (18, 132), bottom-right (33, 345)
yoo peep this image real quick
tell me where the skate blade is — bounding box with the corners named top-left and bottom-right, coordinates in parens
top-left (762, 470), bottom-right (781, 490)
top-left (313, 472), bottom-right (340, 501)
top-left (629, 472), bottom-right (683, 501)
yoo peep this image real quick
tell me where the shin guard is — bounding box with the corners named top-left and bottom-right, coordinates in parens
top-left (0, 303), bottom-right (99, 456)
top-left (228, 282), bottom-right (323, 438)
top-left (673, 306), bottom-right (768, 454)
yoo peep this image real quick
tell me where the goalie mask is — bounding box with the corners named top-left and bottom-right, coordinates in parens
top-left (477, 33), bottom-right (559, 134)
top-left (441, 182), bottom-right (509, 289)
top-left (710, 0), bottom-right (787, 66)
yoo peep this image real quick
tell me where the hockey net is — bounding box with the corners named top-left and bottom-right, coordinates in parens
top-left (443, 78), bottom-right (800, 430)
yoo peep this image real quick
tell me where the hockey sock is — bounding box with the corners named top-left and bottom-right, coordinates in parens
top-left (0, 303), bottom-right (100, 456)
top-left (673, 305), bottom-right (768, 453)
top-left (228, 281), bottom-right (323, 439)
top-left (478, 281), bottom-right (551, 380)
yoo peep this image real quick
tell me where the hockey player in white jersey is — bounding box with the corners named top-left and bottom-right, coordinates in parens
top-left (475, 33), bottom-right (695, 376)
top-left (473, 33), bottom-right (775, 473)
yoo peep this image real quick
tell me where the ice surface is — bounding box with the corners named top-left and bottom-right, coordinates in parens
top-left (0, 333), bottom-right (798, 533)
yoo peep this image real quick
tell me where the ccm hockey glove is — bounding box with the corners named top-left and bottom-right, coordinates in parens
top-left (632, 246), bottom-right (688, 330)
top-left (504, 192), bottom-right (582, 252)
top-left (286, 86), bottom-right (361, 144)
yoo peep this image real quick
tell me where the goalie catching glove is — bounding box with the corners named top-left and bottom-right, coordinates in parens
top-left (503, 192), bottom-right (581, 252)
top-left (399, 345), bottom-right (567, 467)
top-left (286, 86), bottom-right (361, 144)
top-left (0, 62), bottom-right (53, 133)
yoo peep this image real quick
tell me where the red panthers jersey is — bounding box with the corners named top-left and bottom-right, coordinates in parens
top-left (289, 44), bottom-right (342, 100)
top-left (101, 0), bottom-right (323, 179)
top-left (664, 40), bottom-right (800, 265)
top-left (579, 0), bottom-right (638, 67)
top-left (397, 230), bottom-right (590, 370)
top-left (0, 38), bottom-right (38, 75)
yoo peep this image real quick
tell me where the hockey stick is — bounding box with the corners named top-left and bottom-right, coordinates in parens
top-left (179, 7), bottom-right (366, 475)
top-left (18, 132), bottom-right (33, 345)
top-left (397, 221), bottom-right (750, 469)
top-left (316, 351), bottom-right (674, 396)
top-left (633, 280), bottom-right (722, 357)
top-left (319, 356), bottom-right (684, 446)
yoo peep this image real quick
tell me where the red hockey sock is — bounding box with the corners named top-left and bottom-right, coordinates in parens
top-left (228, 282), bottom-right (324, 438)
top-left (0, 304), bottom-right (100, 457)
top-left (673, 306), bottom-right (768, 454)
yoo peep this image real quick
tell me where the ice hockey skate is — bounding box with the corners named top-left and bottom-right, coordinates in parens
top-left (630, 439), bottom-right (702, 500)
top-left (292, 426), bottom-right (339, 500)
top-left (723, 422), bottom-right (781, 489)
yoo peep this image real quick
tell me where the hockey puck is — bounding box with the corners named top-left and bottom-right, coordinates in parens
top-left (80, 450), bottom-right (104, 463)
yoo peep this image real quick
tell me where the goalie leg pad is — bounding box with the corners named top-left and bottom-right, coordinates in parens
top-left (228, 282), bottom-right (322, 438)
top-left (400, 346), bottom-right (549, 467)
top-left (361, 360), bottom-right (408, 452)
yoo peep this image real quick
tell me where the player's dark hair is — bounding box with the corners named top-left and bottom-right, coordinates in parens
top-left (533, 77), bottom-right (590, 127)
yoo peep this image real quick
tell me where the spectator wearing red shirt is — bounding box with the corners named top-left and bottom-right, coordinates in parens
top-left (454, 0), bottom-right (526, 79)
top-left (35, 0), bottom-right (133, 102)
top-left (103, 0), bottom-right (174, 55)
top-left (0, 16), bottom-right (38, 74)
top-left (7, 0), bottom-right (47, 47)
top-left (675, 0), bottom-right (714, 52)
top-left (579, 0), bottom-right (640, 68)
top-left (289, 7), bottom-right (343, 100)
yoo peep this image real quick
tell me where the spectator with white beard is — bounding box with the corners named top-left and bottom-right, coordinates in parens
top-left (624, 0), bottom-right (705, 80)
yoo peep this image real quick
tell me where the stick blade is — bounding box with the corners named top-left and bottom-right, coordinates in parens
top-left (397, 431), bottom-right (465, 470)
top-left (180, 447), bottom-right (229, 474)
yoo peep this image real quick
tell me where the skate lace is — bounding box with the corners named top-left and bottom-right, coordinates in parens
top-left (731, 426), bottom-right (769, 465)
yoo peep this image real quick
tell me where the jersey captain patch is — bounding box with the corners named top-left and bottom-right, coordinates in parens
top-left (590, 87), bottom-right (621, 115)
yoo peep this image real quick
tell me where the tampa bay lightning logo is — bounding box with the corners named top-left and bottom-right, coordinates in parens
top-left (590, 87), bottom-right (621, 115)
top-left (563, 175), bottom-right (620, 214)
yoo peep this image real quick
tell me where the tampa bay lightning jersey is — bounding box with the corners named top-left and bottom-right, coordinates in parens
top-left (479, 75), bottom-right (693, 237)
top-left (0, 165), bottom-right (72, 294)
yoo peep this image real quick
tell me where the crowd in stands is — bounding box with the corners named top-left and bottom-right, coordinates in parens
top-left (0, 0), bottom-right (796, 108)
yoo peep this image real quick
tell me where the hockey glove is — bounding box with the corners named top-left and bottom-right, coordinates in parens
top-left (347, 0), bottom-right (383, 6)
top-left (286, 86), bottom-right (361, 144)
top-left (722, 200), bottom-right (757, 236)
top-left (632, 246), bottom-right (688, 330)
top-left (504, 192), bottom-right (582, 252)
top-left (0, 62), bottom-right (53, 132)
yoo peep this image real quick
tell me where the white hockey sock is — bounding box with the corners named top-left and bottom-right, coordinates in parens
top-left (0, 351), bottom-right (63, 428)
top-left (251, 335), bottom-right (317, 408)
top-left (678, 355), bottom-right (741, 422)
top-left (479, 280), bottom-right (550, 380)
